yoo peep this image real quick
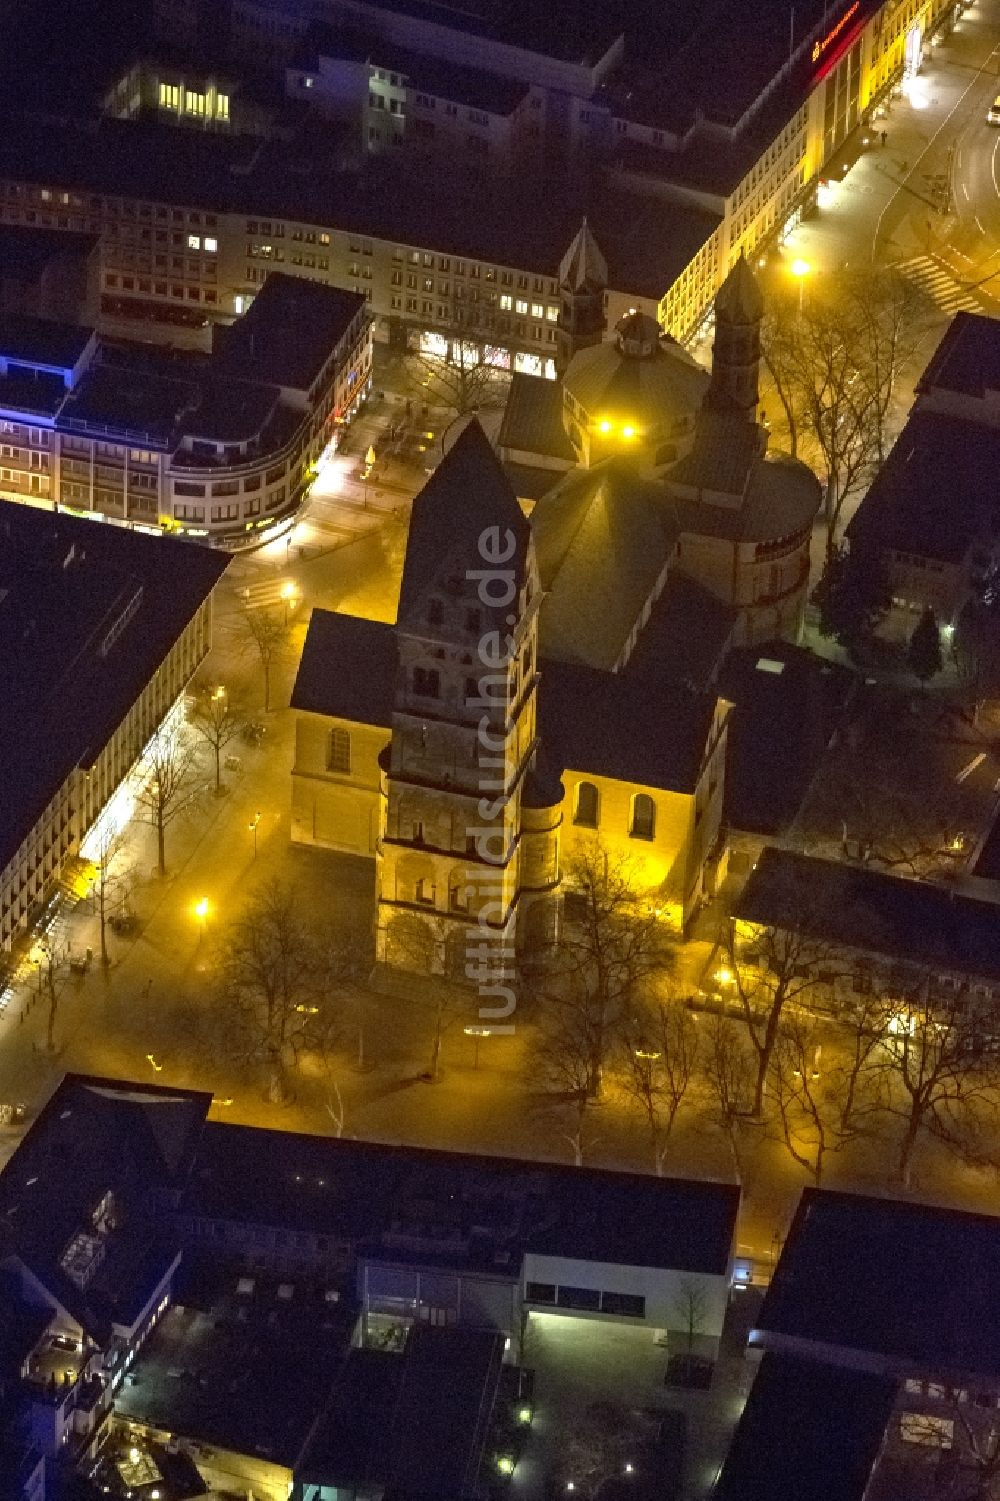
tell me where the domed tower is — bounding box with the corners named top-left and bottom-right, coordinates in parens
top-left (556, 218), bottom-right (608, 375)
top-left (560, 308), bottom-right (708, 470)
top-left (706, 251), bottom-right (764, 420)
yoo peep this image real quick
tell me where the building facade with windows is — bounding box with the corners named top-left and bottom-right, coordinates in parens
top-left (0, 275), bottom-right (370, 547)
top-left (0, 505), bottom-right (228, 958)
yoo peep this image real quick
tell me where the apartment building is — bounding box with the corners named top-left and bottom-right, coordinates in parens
top-left (0, 505), bottom-right (228, 956)
top-left (146, 0), bottom-right (961, 345)
top-left (0, 275), bottom-right (371, 546)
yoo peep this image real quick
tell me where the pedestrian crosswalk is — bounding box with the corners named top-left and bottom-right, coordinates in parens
top-left (894, 255), bottom-right (982, 316)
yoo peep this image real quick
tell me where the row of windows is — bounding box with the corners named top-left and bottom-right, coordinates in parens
top-left (573, 781), bottom-right (657, 841)
top-left (524, 1281), bottom-right (646, 1318)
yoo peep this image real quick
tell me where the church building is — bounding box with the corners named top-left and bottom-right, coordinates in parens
top-left (498, 225), bottom-right (821, 665)
top-left (291, 422), bottom-right (730, 982)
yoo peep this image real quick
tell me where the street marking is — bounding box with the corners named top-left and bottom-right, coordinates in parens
top-left (993, 776), bottom-right (1000, 793)
top-left (962, 181), bottom-right (970, 199)
top-left (956, 752), bottom-right (986, 784)
top-left (894, 255), bottom-right (983, 314)
top-left (976, 214), bottom-right (987, 234)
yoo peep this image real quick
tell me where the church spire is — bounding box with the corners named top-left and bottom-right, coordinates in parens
top-left (705, 251), bottom-right (764, 419)
top-left (556, 218), bottom-right (608, 375)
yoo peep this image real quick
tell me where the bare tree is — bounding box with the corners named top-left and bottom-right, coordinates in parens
top-left (214, 881), bottom-right (364, 1103)
top-left (239, 605), bottom-right (291, 713)
top-left (624, 998), bottom-right (700, 1175)
top-left (526, 845), bottom-right (671, 1105)
top-left (35, 932), bottom-right (71, 1055)
top-left (762, 270), bottom-right (917, 555)
top-left (188, 681), bottom-right (246, 794)
top-left (134, 726), bottom-right (202, 877)
top-left (87, 826), bottom-right (134, 968)
top-left (700, 1015), bottom-right (756, 1184)
top-left (724, 911), bottom-right (842, 1119)
top-left (874, 979), bottom-right (1000, 1189)
top-left (405, 341), bottom-right (508, 417)
top-left (672, 1279), bottom-right (709, 1385)
top-left (766, 996), bottom-right (885, 1184)
top-left (796, 704), bottom-right (980, 878)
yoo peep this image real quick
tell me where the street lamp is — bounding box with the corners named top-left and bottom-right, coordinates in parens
top-left (790, 258), bottom-right (811, 313)
top-left (280, 580), bottom-right (297, 625)
top-left (194, 896), bottom-right (209, 939)
top-left (464, 1024), bottom-right (493, 1069)
top-left (249, 810), bottom-right (261, 859)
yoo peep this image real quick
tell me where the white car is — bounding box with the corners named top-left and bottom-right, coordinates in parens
top-left (988, 95), bottom-right (1000, 124)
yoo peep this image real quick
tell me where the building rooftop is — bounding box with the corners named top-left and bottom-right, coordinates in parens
top-left (713, 1352), bottom-right (896, 1501)
top-left (563, 327), bottom-right (708, 425)
top-left (299, 21), bottom-right (531, 115)
top-left (0, 1075), bottom-right (212, 1342)
top-left (183, 1121), bottom-right (739, 1276)
top-left (0, 113), bottom-right (719, 300)
top-left (319, 0), bottom-right (625, 67)
top-left (291, 610), bottom-right (398, 727)
top-left (0, 225), bottom-right (98, 281)
top-left (397, 419), bottom-right (533, 631)
top-left (917, 309), bottom-right (1000, 401)
top-left (540, 657), bottom-right (719, 796)
top-left (0, 309), bottom-right (93, 371)
top-left (212, 273), bottom-right (366, 394)
top-left (735, 846), bottom-right (1000, 981)
top-left (848, 407), bottom-right (1000, 564)
top-left (717, 643), bottom-right (855, 835)
top-left (626, 570), bottom-right (738, 690)
top-left (496, 372), bottom-right (576, 466)
top-left (530, 459), bottom-right (676, 671)
top-left (300, 1327), bottom-right (505, 1496)
top-left (0, 507), bottom-right (228, 876)
top-left (755, 1188), bottom-right (1000, 1380)
top-left (114, 1250), bottom-right (356, 1469)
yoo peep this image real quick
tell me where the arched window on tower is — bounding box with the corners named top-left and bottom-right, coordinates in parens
top-left (630, 793), bottom-right (656, 841)
top-left (573, 781), bottom-right (599, 828)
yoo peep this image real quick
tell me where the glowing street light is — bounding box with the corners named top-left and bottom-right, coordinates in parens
top-left (280, 579), bottom-right (298, 623)
top-left (194, 896), bottom-right (209, 939)
top-left (790, 257), bottom-right (811, 313)
top-left (599, 419), bottom-right (612, 434)
top-left (622, 425), bottom-right (636, 439)
top-left (249, 810), bottom-right (261, 859)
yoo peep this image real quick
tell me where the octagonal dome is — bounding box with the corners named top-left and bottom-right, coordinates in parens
top-left (562, 310), bottom-right (709, 470)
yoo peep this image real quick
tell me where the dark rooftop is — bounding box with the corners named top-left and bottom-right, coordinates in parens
top-left (0, 225), bottom-right (98, 281)
top-left (847, 407), bottom-right (1000, 564)
top-left (540, 657), bottom-right (718, 795)
top-left (183, 1121), bottom-right (739, 1276)
top-left (717, 643), bottom-right (855, 835)
top-left (755, 1188), bottom-right (1000, 1379)
top-left (291, 610), bottom-right (398, 727)
top-left (0, 113), bottom-right (719, 299)
top-left (917, 309), bottom-right (1000, 401)
top-left (397, 420), bottom-right (532, 631)
top-left (58, 358), bottom-right (196, 446)
top-left (734, 846), bottom-right (1000, 981)
top-left (0, 1075), bottom-right (212, 1342)
top-left (300, 21), bottom-right (530, 115)
top-left (114, 1250), bottom-right (355, 1469)
top-left (626, 571), bottom-right (737, 690)
top-left (497, 373), bottom-right (576, 466)
top-left (300, 1327), bottom-right (504, 1497)
top-left (0, 310), bottom-right (93, 370)
top-left (0, 505), bottom-right (229, 873)
top-left (713, 1352), bottom-right (895, 1501)
top-left (212, 273), bottom-right (366, 393)
top-left (313, 0), bottom-right (625, 66)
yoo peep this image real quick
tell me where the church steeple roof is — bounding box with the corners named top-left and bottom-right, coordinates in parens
top-left (559, 218), bottom-right (608, 293)
top-left (715, 251), bottom-right (764, 324)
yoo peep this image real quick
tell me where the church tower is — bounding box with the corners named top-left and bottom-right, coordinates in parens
top-left (556, 218), bottom-right (608, 375)
top-left (376, 421), bottom-right (541, 992)
top-left (705, 251), bottom-right (764, 419)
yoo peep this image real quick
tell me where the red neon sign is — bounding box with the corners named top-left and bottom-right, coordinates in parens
top-left (812, 1), bottom-right (861, 64)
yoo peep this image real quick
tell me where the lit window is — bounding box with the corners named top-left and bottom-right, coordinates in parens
top-left (187, 233), bottom-right (201, 251)
top-left (531, 303), bottom-right (544, 318)
top-left (500, 294), bottom-right (513, 311)
top-left (515, 299), bottom-right (528, 315)
top-left (546, 305), bottom-right (559, 321)
top-left (216, 93), bottom-right (230, 120)
top-left (204, 236), bottom-right (217, 253)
